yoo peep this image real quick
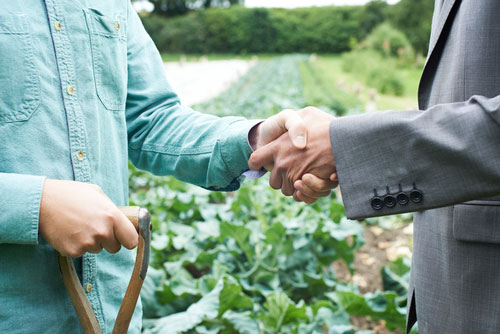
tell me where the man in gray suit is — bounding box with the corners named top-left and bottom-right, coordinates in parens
top-left (250, 0), bottom-right (500, 333)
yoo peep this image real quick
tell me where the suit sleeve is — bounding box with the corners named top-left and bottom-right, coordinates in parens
top-left (124, 3), bottom-right (259, 191)
top-left (331, 95), bottom-right (500, 220)
top-left (0, 173), bottom-right (45, 244)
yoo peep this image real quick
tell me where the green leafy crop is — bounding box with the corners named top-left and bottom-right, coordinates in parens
top-left (133, 56), bottom-right (412, 333)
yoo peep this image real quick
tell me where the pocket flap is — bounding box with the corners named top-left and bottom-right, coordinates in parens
top-left (453, 202), bottom-right (500, 244)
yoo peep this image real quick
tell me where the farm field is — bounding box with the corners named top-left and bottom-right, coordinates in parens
top-left (132, 55), bottom-right (419, 334)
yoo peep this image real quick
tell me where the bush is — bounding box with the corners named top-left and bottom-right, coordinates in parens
top-left (360, 23), bottom-right (415, 64)
top-left (341, 50), bottom-right (406, 96)
top-left (140, 6), bottom-right (366, 54)
top-left (367, 66), bottom-right (405, 96)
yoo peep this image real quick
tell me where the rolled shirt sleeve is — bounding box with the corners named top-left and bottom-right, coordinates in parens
top-left (0, 173), bottom-right (45, 244)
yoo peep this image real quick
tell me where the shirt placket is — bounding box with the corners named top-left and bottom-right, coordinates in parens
top-left (43, 0), bottom-right (105, 331)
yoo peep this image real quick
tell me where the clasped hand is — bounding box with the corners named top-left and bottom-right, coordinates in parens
top-left (249, 107), bottom-right (338, 203)
top-left (39, 107), bottom-right (337, 258)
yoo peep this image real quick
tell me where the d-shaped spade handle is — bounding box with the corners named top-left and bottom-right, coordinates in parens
top-left (57, 206), bottom-right (152, 334)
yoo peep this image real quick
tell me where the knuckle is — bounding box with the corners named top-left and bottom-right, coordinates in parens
top-left (95, 227), bottom-right (111, 240)
top-left (80, 238), bottom-right (95, 251)
top-left (68, 247), bottom-right (83, 258)
top-left (248, 154), bottom-right (258, 166)
top-left (103, 207), bottom-right (120, 224)
top-left (275, 162), bottom-right (286, 173)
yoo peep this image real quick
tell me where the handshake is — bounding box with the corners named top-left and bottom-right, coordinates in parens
top-left (248, 106), bottom-right (339, 203)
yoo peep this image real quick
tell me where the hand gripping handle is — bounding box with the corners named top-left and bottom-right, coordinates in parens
top-left (57, 206), bottom-right (152, 334)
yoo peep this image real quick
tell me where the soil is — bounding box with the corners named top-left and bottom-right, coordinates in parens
top-left (332, 221), bottom-right (414, 334)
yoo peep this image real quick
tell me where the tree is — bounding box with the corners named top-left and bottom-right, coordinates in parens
top-left (387, 0), bottom-right (434, 55)
top-left (358, 0), bottom-right (389, 38)
top-left (149, 0), bottom-right (244, 17)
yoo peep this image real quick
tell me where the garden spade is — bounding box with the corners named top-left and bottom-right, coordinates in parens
top-left (57, 206), bottom-right (152, 334)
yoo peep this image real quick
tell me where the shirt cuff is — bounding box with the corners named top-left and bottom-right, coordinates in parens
top-left (0, 173), bottom-right (46, 244)
top-left (221, 119), bottom-right (263, 173)
top-left (213, 119), bottom-right (263, 191)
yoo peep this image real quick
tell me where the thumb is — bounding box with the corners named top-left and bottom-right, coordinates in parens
top-left (248, 142), bottom-right (275, 171)
top-left (276, 109), bottom-right (307, 149)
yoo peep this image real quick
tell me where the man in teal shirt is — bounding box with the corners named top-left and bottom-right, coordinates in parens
top-left (0, 1), bottom-right (336, 333)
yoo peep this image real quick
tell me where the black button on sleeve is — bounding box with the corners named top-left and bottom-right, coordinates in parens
top-left (410, 190), bottom-right (424, 203)
top-left (397, 193), bottom-right (409, 205)
top-left (384, 195), bottom-right (397, 208)
top-left (371, 197), bottom-right (384, 210)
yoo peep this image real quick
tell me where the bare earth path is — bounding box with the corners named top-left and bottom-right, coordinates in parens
top-left (164, 59), bottom-right (256, 107)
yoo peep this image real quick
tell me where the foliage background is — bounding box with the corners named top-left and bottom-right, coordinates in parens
top-left (130, 0), bottom-right (433, 332)
top-left (133, 54), bottom-right (415, 333)
top-left (139, 0), bottom-right (433, 55)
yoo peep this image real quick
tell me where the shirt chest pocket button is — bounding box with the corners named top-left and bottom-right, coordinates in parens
top-left (0, 14), bottom-right (40, 123)
top-left (84, 8), bottom-right (127, 113)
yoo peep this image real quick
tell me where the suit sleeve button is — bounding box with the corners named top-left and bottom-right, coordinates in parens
top-left (384, 195), bottom-right (397, 208)
top-left (410, 190), bottom-right (424, 203)
top-left (397, 193), bottom-right (409, 205)
top-left (371, 197), bottom-right (384, 210)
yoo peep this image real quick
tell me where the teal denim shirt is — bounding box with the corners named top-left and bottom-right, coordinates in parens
top-left (0, 1), bottom-right (258, 333)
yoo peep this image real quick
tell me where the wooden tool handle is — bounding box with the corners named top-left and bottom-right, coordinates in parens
top-left (57, 206), bottom-right (152, 334)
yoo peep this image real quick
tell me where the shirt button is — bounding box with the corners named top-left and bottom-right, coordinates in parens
top-left (85, 283), bottom-right (92, 294)
top-left (66, 85), bottom-right (75, 96)
top-left (114, 21), bottom-right (120, 30)
top-left (54, 21), bottom-right (62, 31)
top-left (77, 151), bottom-right (85, 161)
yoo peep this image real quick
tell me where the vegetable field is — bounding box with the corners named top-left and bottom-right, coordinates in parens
top-left (131, 55), bottom-right (415, 334)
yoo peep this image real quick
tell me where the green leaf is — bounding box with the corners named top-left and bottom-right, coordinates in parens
top-left (146, 278), bottom-right (224, 334)
top-left (265, 222), bottom-right (286, 246)
top-left (219, 221), bottom-right (254, 264)
top-left (322, 218), bottom-right (363, 241)
top-left (223, 310), bottom-right (260, 334)
top-left (218, 276), bottom-right (253, 316)
top-left (168, 268), bottom-right (200, 297)
top-left (259, 292), bottom-right (308, 332)
top-left (328, 290), bottom-right (406, 330)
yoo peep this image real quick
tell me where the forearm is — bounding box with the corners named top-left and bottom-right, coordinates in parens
top-left (125, 3), bottom-right (259, 191)
top-left (331, 95), bottom-right (500, 219)
top-left (127, 103), bottom-right (259, 190)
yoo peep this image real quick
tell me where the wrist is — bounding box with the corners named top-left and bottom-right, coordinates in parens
top-left (248, 122), bottom-right (262, 151)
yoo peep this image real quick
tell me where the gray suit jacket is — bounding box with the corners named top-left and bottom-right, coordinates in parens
top-left (330, 0), bottom-right (500, 333)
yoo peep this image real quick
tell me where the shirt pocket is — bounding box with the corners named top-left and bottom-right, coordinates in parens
top-left (0, 14), bottom-right (40, 123)
top-left (453, 199), bottom-right (500, 244)
top-left (84, 8), bottom-right (127, 113)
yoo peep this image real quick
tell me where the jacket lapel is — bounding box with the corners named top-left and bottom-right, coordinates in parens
top-left (426, 0), bottom-right (460, 62)
top-left (418, 0), bottom-right (461, 108)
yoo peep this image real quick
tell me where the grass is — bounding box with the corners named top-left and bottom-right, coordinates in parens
top-left (299, 59), bottom-right (362, 116)
top-left (161, 52), bottom-right (423, 112)
top-left (314, 55), bottom-right (422, 111)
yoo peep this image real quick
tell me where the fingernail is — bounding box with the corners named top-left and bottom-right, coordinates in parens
top-left (294, 135), bottom-right (306, 147)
